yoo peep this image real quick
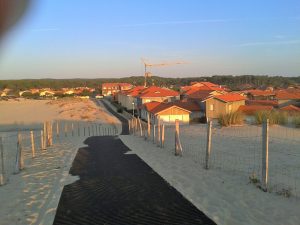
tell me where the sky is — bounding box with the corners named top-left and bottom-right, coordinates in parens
top-left (0, 0), bottom-right (299, 79)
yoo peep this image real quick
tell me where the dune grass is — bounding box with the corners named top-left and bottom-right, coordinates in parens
top-left (254, 111), bottom-right (288, 125)
top-left (218, 111), bottom-right (244, 127)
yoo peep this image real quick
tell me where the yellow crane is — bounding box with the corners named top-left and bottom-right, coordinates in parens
top-left (141, 58), bottom-right (187, 87)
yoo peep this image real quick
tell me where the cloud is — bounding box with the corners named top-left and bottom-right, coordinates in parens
top-left (236, 40), bottom-right (300, 47)
top-left (118, 19), bottom-right (230, 27)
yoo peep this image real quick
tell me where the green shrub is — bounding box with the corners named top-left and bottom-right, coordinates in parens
top-left (218, 111), bottom-right (244, 127)
top-left (254, 111), bottom-right (288, 125)
top-left (292, 115), bottom-right (300, 128)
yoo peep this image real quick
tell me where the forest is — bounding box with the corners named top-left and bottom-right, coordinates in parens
top-left (0, 75), bottom-right (299, 92)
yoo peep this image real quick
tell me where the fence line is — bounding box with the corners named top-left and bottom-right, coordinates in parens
top-left (0, 120), bottom-right (116, 187)
top-left (128, 117), bottom-right (300, 199)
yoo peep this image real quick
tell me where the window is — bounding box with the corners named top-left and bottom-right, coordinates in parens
top-left (145, 99), bottom-right (151, 103)
top-left (210, 104), bottom-right (214, 111)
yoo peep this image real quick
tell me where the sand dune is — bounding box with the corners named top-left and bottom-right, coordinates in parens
top-left (0, 98), bottom-right (120, 125)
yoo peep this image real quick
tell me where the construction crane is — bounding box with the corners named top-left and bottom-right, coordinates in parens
top-left (141, 58), bottom-right (187, 87)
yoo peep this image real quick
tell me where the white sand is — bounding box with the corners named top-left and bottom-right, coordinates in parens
top-left (120, 124), bottom-right (300, 225)
top-left (0, 135), bottom-right (85, 225)
top-left (0, 98), bottom-right (121, 225)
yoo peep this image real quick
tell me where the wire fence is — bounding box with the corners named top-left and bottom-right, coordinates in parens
top-left (129, 117), bottom-right (300, 199)
top-left (0, 120), bottom-right (118, 186)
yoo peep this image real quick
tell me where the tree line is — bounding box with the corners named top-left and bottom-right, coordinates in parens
top-left (0, 75), bottom-right (299, 92)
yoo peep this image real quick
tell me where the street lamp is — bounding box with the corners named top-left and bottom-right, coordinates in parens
top-left (132, 102), bottom-right (135, 117)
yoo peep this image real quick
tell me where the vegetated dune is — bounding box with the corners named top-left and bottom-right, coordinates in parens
top-left (0, 98), bottom-right (119, 125)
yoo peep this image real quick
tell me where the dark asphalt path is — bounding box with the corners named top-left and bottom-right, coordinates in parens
top-left (53, 99), bottom-right (216, 225)
top-left (95, 99), bottom-right (129, 135)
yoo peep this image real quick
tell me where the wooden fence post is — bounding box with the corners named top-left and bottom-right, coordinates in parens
top-left (153, 125), bottom-right (156, 144)
top-left (161, 124), bottom-right (165, 148)
top-left (138, 118), bottom-right (143, 137)
top-left (46, 122), bottom-right (50, 147)
top-left (0, 137), bottom-right (5, 186)
top-left (30, 131), bottom-right (35, 158)
top-left (157, 119), bottom-right (161, 147)
top-left (15, 133), bottom-right (24, 173)
top-left (50, 122), bottom-right (53, 146)
top-left (43, 122), bottom-right (47, 146)
top-left (56, 121), bottom-right (59, 138)
top-left (147, 114), bottom-right (151, 140)
top-left (72, 123), bottom-right (74, 136)
top-left (40, 130), bottom-right (44, 150)
top-left (78, 122), bottom-right (80, 136)
top-left (175, 119), bottom-right (183, 156)
top-left (262, 119), bottom-right (269, 191)
top-left (129, 119), bottom-right (131, 134)
top-left (205, 120), bottom-right (212, 169)
top-left (64, 123), bottom-right (67, 137)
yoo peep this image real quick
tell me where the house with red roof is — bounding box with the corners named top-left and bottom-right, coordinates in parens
top-left (275, 90), bottom-right (300, 107)
top-left (180, 82), bottom-right (228, 95)
top-left (202, 93), bottom-right (246, 119)
top-left (102, 83), bottom-right (133, 96)
top-left (117, 86), bottom-right (145, 111)
top-left (141, 101), bottom-right (199, 124)
top-left (244, 89), bottom-right (276, 100)
top-left (136, 86), bottom-right (180, 109)
top-left (279, 104), bottom-right (300, 113)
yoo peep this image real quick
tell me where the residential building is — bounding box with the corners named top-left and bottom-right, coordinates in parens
top-left (203, 94), bottom-right (246, 119)
top-left (102, 83), bottom-right (133, 96)
top-left (117, 86), bottom-right (145, 110)
top-left (275, 90), bottom-right (300, 107)
top-left (141, 101), bottom-right (201, 124)
top-left (136, 86), bottom-right (180, 107)
top-left (245, 90), bottom-right (276, 100)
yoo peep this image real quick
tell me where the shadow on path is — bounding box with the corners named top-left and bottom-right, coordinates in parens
top-left (53, 136), bottom-right (216, 225)
top-left (94, 99), bottom-right (129, 135)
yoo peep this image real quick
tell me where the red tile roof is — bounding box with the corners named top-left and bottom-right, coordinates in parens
top-left (275, 90), bottom-right (300, 100)
top-left (238, 105), bottom-right (273, 115)
top-left (171, 101), bottom-right (201, 111)
top-left (125, 86), bottom-right (145, 97)
top-left (280, 105), bottom-right (300, 112)
top-left (143, 101), bottom-right (162, 112)
top-left (246, 90), bottom-right (275, 96)
top-left (183, 82), bottom-right (226, 95)
top-left (139, 86), bottom-right (179, 98)
top-left (151, 104), bottom-right (191, 115)
top-left (187, 90), bottom-right (219, 100)
top-left (143, 101), bottom-right (197, 115)
top-left (214, 94), bottom-right (246, 102)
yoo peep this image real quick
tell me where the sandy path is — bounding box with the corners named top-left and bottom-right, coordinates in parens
top-left (120, 124), bottom-right (300, 225)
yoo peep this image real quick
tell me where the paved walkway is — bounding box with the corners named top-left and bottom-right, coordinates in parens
top-left (53, 100), bottom-right (216, 225)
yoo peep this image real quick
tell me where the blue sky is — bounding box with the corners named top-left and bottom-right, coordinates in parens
top-left (0, 0), bottom-right (299, 79)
